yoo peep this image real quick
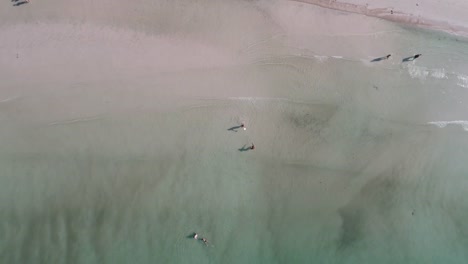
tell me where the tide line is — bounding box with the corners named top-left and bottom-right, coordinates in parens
top-left (48, 116), bottom-right (104, 126)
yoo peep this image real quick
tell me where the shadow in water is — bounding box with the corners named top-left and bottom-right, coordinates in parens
top-left (238, 145), bottom-right (252, 152)
top-left (13, 1), bottom-right (28, 6)
top-left (402, 56), bottom-right (415, 62)
top-left (186, 232), bottom-right (197, 239)
top-left (227, 125), bottom-right (242, 132)
top-left (186, 232), bottom-right (209, 246)
top-left (402, 54), bottom-right (421, 62)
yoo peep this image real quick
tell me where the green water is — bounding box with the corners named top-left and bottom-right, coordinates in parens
top-left (2, 1), bottom-right (468, 263)
top-left (2, 96), bottom-right (468, 263)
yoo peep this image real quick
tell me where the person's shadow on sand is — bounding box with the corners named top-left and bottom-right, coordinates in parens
top-left (371, 57), bottom-right (386, 62)
top-left (371, 54), bottom-right (391, 62)
top-left (13, 1), bottom-right (29, 6)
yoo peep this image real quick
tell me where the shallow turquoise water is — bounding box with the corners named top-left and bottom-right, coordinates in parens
top-left (2, 93), bottom-right (468, 263)
top-left (2, 1), bottom-right (468, 263)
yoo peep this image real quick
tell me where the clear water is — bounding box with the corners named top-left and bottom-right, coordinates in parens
top-left (1, 1), bottom-right (468, 263)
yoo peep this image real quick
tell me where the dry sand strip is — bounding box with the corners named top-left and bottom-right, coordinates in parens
top-left (293, 0), bottom-right (468, 38)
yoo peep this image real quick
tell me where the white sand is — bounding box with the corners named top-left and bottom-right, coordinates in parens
top-left (294, 0), bottom-right (468, 37)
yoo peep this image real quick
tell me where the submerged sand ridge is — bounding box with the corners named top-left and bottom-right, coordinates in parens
top-left (1, 0), bottom-right (468, 263)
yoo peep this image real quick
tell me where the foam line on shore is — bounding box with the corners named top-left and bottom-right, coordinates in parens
top-left (428, 121), bottom-right (468, 131)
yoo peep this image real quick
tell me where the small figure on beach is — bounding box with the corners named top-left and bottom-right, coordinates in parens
top-left (250, 143), bottom-right (255, 150)
top-left (193, 233), bottom-right (199, 240)
top-left (413, 54), bottom-right (422, 59)
top-left (201, 237), bottom-right (209, 246)
top-left (386, 54), bottom-right (391, 59)
top-left (241, 123), bottom-right (246, 130)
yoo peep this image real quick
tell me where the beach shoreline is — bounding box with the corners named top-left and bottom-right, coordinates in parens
top-left (1, 0), bottom-right (468, 263)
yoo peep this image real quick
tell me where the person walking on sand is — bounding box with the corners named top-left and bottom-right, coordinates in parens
top-left (413, 54), bottom-right (422, 59)
top-left (250, 143), bottom-right (255, 150)
top-left (241, 123), bottom-right (246, 130)
top-left (385, 54), bottom-right (391, 59)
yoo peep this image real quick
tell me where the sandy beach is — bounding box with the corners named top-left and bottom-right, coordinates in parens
top-left (295, 0), bottom-right (468, 37)
top-left (1, 0), bottom-right (468, 263)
